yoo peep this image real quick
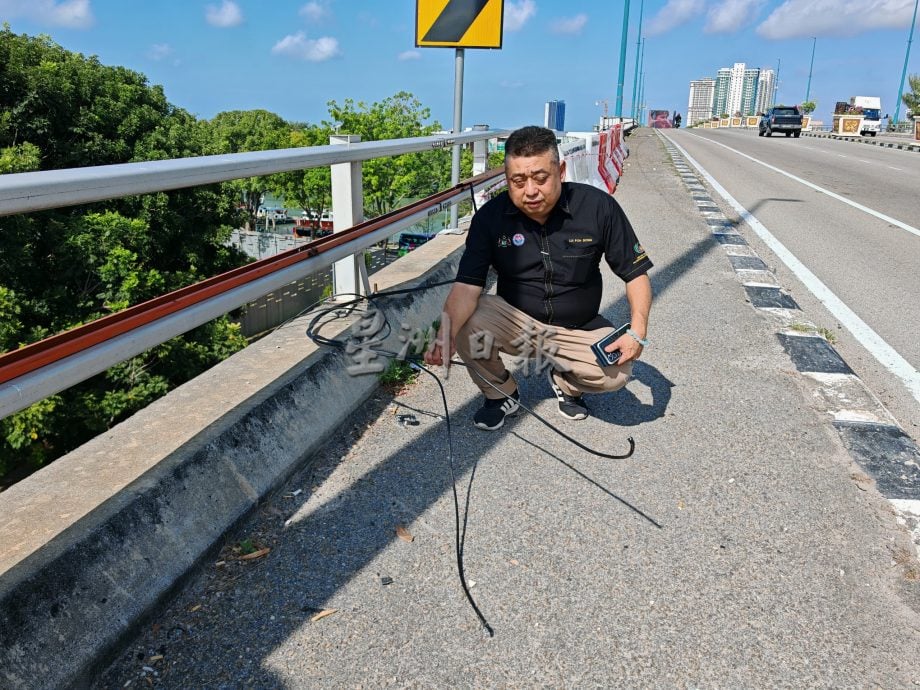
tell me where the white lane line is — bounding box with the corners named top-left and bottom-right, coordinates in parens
top-left (663, 133), bottom-right (920, 405)
top-left (687, 132), bottom-right (920, 240)
top-left (889, 166), bottom-right (904, 171)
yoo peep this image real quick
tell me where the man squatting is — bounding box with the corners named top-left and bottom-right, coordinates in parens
top-left (424, 126), bottom-right (653, 431)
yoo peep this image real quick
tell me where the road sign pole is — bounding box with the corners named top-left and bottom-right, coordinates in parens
top-left (451, 47), bottom-right (464, 230)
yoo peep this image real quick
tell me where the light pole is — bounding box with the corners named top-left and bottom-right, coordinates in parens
top-left (636, 38), bottom-right (646, 124)
top-left (631, 0), bottom-right (644, 122)
top-left (805, 37), bottom-right (816, 103)
top-left (893, 0), bottom-right (919, 124)
top-left (615, 0), bottom-right (632, 120)
top-left (773, 58), bottom-right (781, 108)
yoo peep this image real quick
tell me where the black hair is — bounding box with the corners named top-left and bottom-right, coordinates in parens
top-left (504, 126), bottom-right (560, 164)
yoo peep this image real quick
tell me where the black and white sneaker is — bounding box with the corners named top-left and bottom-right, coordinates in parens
top-left (472, 389), bottom-right (520, 430)
top-left (547, 369), bottom-right (588, 420)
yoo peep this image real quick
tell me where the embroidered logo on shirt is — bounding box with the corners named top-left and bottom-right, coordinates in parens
top-left (498, 235), bottom-right (511, 248)
top-left (512, 233), bottom-right (525, 247)
top-left (633, 242), bottom-right (647, 264)
top-left (567, 237), bottom-right (593, 245)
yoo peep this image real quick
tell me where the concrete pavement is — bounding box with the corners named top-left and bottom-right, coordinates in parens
top-left (91, 128), bottom-right (920, 688)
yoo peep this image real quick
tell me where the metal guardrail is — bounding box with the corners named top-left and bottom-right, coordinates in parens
top-left (0, 130), bottom-right (505, 216)
top-left (0, 130), bottom-right (510, 418)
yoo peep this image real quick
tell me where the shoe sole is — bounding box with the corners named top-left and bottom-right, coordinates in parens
top-left (557, 408), bottom-right (588, 421)
top-left (473, 402), bottom-right (519, 431)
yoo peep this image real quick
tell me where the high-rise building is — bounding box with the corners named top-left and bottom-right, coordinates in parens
top-left (690, 64), bottom-right (777, 123)
top-left (544, 100), bottom-right (565, 130)
top-left (727, 63), bottom-right (747, 115)
top-left (755, 69), bottom-right (776, 114)
top-left (740, 67), bottom-right (760, 116)
top-left (713, 68), bottom-right (731, 117)
top-left (687, 78), bottom-right (716, 126)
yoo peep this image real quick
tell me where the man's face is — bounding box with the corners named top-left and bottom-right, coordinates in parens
top-left (505, 152), bottom-right (566, 224)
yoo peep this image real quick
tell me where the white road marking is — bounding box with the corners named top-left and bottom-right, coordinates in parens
top-left (688, 133), bottom-right (920, 240)
top-left (888, 166), bottom-right (904, 171)
top-left (663, 133), bottom-right (920, 405)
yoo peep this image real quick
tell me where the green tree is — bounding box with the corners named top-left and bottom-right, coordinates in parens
top-left (276, 124), bottom-right (333, 239)
top-left (902, 74), bottom-right (920, 118)
top-left (325, 92), bottom-right (450, 218)
top-left (800, 101), bottom-right (817, 115)
top-left (0, 29), bottom-right (248, 482)
top-left (202, 109), bottom-right (292, 231)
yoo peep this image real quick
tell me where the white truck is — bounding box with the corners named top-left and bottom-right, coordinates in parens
top-left (849, 96), bottom-right (882, 136)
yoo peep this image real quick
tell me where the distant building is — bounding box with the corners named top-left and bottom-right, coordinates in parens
top-left (713, 68), bottom-right (731, 118)
top-left (739, 67), bottom-right (761, 116)
top-left (544, 100), bottom-right (566, 130)
top-left (728, 63), bottom-right (747, 115)
top-left (687, 78), bottom-right (715, 126)
top-left (755, 69), bottom-right (776, 115)
top-left (691, 63), bottom-right (774, 122)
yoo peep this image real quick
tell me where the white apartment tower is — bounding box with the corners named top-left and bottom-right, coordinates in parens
top-left (728, 63), bottom-right (746, 115)
top-left (756, 69), bottom-right (776, 114)
top-left (687, 78), bottom-right (716, 126)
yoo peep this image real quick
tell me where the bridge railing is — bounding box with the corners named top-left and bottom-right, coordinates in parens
top-left (0, 129), bottom-right (510, 420)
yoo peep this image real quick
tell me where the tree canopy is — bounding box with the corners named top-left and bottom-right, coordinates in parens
top-left (902, 74), bottom-right (920, 118)
top-left (0, 27), bottom-right (248, 482)
top-left (0, 28), bottom-right (463, 485)
top-left (325, 92), bottom-right (451, 218)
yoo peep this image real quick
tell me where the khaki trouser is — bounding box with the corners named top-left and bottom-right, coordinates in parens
top-left (454, 295), bottom-right (633, 400)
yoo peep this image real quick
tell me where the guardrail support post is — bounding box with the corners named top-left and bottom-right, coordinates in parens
top-left (330, 134), bottom-right (367, 297)
top-left (472, 124), bottom-right (491, 212)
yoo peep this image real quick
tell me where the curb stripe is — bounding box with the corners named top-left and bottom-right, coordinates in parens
top-left (658, 133), bottom-right (920, 539)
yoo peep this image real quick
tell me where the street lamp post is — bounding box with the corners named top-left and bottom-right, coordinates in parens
top-left (631, 0), bottom-right (644, 122)
top-left (805, 37), bottom-right (816, 103)
top-left (615, 0), bottom-right (632, 120)
top-left (893, 0), bottom-right (919, 124)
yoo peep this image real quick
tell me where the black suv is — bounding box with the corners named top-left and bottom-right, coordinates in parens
top-left (759, 106), bottom-right (803, 138)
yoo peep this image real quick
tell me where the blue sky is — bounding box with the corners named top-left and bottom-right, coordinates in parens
top-left (2, 0), bottom-right (919, 129)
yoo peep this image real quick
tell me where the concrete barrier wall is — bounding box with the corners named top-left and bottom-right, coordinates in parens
top-left (0, 235), bottom-right (466, 689)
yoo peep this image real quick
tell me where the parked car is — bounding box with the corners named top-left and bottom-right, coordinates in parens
top-left (759, 106), bottom-right (803, 138)
top-left (397, 232), bottom-right (434, 253)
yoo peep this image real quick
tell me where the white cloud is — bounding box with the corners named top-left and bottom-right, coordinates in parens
top-left (758, 0), bottom-right (918, 39)
top-left (300, 1), bottom-right (330, 23)
top-left (0, 0), bottom-right (94, 28)
top-left (272, 32), bottom-right (341, 61)
top-left (645, 0), bottom-right (705, 36)
top-left (551, 13), bottom-right (588, 35)
top-left (504, 0), bottom-right (536, 31)
top-left (147, 43), bottom-right (173, 61)
top-left (398, 50), bottom-right (421, 61)
top-left (205, 0), bottom-right (242, 28)
top-left (705, 0), bottom-right (766, 33)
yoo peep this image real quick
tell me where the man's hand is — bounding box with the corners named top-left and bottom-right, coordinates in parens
top-left (423, 323), bottom-right (454, 366)
top-left (423, 283), bottom-right (482, 368)
top-left (606, 333), bottom-right (643, 364)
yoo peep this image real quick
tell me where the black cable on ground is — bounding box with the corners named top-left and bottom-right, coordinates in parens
top-left (301, 281), bottom-right (642, 635)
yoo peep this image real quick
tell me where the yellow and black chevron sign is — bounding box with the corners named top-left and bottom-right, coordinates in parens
top-left (416, 0), bottom-right (504, 49)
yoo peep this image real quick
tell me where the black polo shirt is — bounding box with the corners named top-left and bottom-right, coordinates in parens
top-left (456, 182), bottom-right (653, 329)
